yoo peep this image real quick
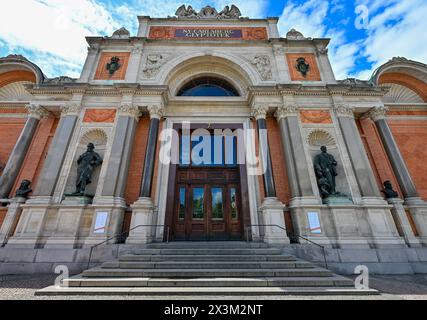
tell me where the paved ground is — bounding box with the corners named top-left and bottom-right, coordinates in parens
top-left (1, 274), bottom-right (427, 300)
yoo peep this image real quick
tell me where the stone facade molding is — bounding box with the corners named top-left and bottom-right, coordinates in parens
top-left (251, 105), bottom-right (269, 120)
top-left (333, 104), bottom-right (355, 118)
top-left (365, 106), bottom-right (389, 122)
top-left (142, 54), bottom-right (169, 78)
top-left (25, 104), bottom-right (49, 119)
top-left (61, 103), bottom-right (82, 117)
top-left (118, 104), bottom-right (141, 120)
top-left (274, 105), bottom-right (298, 120)
top-left (147, 104), bottom-right (165, 120)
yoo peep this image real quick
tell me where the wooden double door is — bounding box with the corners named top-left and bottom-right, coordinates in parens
top-left (173, 167), bottom-right (243, 240)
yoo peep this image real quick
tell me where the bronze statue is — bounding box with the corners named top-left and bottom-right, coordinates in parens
top-left (73, 143), bottom-right (103, 196)
top-left (296, 57), bottom-right (310, 77)
top-left (15, 179), bottom-right (32, 198)
top-left (314, 146), bottom-right (338, 198)
top-left (106, 56), bottom-right (120, 76)
top-left (381, 180), bottom-right (399, 199)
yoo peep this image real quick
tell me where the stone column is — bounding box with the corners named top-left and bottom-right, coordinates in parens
top-left (100, 104), bottom-right (140, 200)
top-left (32, 103), bottom-right (81, 199)
top-left (334, 104), bottom-right (381, 199)
top-left (127, 105), bottom-right (164, 244)
top-left (78, 45), bottom-right (99, 83)
top-left (251, 105), bottom-right (289, 245)
top-left (367, 106), bottom-right (427, 245)
top-left (125, 45), bottom-right (144, 83)
top-left (334, 105), bottom-right (404, 247)
top-left (0, 104), bottom-right (48, 199)
top-left (275, 105), bottom-right (314, 199)
top-left (367, 106), bottom-right (419, 199)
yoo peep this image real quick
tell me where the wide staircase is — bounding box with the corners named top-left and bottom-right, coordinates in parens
top-left (37, 241), bottom-right (377, 296)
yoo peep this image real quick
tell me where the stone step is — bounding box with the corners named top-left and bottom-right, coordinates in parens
top-left (36, 286), bottom-right (379, 296)
top-left (101, 261), bottom-right (315, 269)
top-left (82, 268), bottom-right (333, 278)
top-left (131, 248), bottom-right (283, 255)
top-left (63, 276), bottom-right (354, 288)
top-left (145, 242), bottom-right (269, 249)
top-left (119, 254), bottom-right (296, 262)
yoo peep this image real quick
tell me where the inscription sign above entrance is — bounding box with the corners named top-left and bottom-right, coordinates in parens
top-left (149, 27), bottom-right (268, 40)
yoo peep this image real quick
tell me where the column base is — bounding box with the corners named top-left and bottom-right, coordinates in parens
top-left (259, 197), bottom-right (290, 245)
top-left (405, 198), bottom-right (427, 245)
top-left (126, 197), bottom-right (155, 244)
top-left (0, 197), bottom-right (26, 246)
top-left (387, 198), bottom-right (421, 248)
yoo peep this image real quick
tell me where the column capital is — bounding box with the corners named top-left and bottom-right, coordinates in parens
top-left (25, 104), bottom-right (49, 120)
top-left (61, 103), bottom-right (82, 117)
top-left (118, 103), bottom-right (141, 120)
top-left (333, 104), bottom-right (354, 118)
top-left (147, 104), bottom-right (164, 120)
top-left (274, 104), bottom-right (298, 120)
top-left (251, 105), bottom-right (269, 120)
top-left (365, 106), bottom-right (389, 122)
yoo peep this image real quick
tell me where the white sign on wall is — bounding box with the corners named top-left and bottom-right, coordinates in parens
top-left (93, 211), bottom-right (109, 234)
top-left (307, 211), bottom-right (322, 234)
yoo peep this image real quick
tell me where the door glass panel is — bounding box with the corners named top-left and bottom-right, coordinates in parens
top-left (230, 187), bottom-right (238, 220)
top-left (178, 187), bottom-right (186, 220)
top-left (211, 187), bottom-right (224, 219)
top-left (192, 188), bottom-right (204, 219)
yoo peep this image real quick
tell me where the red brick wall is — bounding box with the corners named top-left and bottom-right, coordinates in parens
top-left (356, 118), bottom-right (402, 197)
top-left (124, 117), bottom-right (150, 204)
top-left (0, 207), bottom-right (7, 229)
top-left (388, 119), bottom-right (427, 200)
top-left (10, 117), bottom-right (58, 197)
top-left (0, 118), bottom-right (26, 174)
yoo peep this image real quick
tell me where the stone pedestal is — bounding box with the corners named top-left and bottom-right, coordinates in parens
top-left (406, 198), bottom-right (427, 245)
top-left (259, 197), bottom-right (290, 245)
top-left (329, 205), bottom-right (371, 249)
top-left (362, 198), bottom-right (406, 248)
top-left (0, 197), bottom-right (26, 246)
top-left (43, 205), bottom-right (86, 248)
top-left (84, 197), bottom-right (126, 246)
top-left (387, 198), bottom-right (421, 247)
top-left (126, 197), bottom-right (155, 244)
top-left (7, 204), bottom-right (50, 247)
top-left (288, 197), bottom-right (332, 245)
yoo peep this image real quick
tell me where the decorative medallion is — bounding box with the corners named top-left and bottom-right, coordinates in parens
top-left (106, 56), bottom-right (121, 76)
top-left (296, 57), bottom-right (310, 77)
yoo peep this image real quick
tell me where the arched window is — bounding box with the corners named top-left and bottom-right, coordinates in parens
top-left (177, 77), bottom-right (239, 97)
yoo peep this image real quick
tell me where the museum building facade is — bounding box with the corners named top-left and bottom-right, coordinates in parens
top-left (1, 5), bottom-right (427, 274)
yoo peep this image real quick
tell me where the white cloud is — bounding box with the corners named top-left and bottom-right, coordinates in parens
top-left (0, 0), bottom-right (268, 77)
top-left (277, 0), bottom-right (329, 38)
top-left (354, 0), bottom-right (427, 79)
top-left (0, 0), bottom-right (119, 77)
top-left (277, 0), bottom-right (359, 79)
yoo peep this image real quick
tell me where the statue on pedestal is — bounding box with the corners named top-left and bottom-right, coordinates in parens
top-left (381, 180), bottom-right (399, 199)
top-left (313, 146), bottom-right (351, 204)
top-left (15, 179), bottom-right (32, 198)
top-left (314, 146), bottom-right (338, 198)
top-left (71, 143), bottom-right (103, 196)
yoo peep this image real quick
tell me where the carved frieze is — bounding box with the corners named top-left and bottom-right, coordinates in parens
top-left (251, 55), bottom-right (273, 81)
top-left (142, 54), bottom-right (169, 78)
top-left (61, 103), bottom-right (82, 117)
top-left (333, 104), bottom-right (355, 118)
top-left (274, 105), bottom-right (298, 120)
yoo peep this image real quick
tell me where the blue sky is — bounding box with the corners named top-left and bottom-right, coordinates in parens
top-left (0, 0), bottom-right (426, 80)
